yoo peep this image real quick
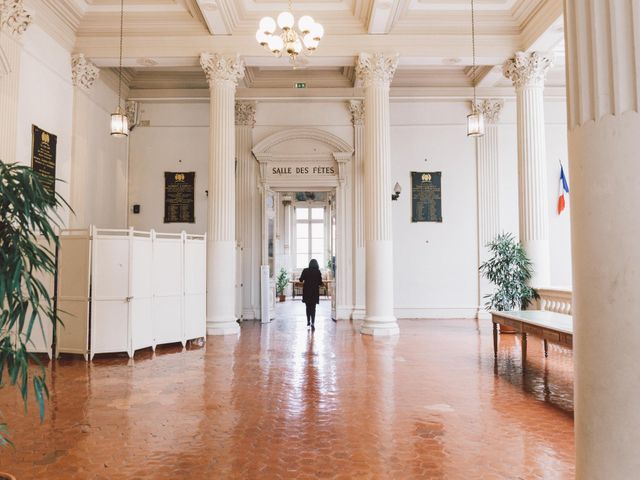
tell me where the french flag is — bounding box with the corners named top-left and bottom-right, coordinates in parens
top-left (557, 161), bottom-right (570, 214)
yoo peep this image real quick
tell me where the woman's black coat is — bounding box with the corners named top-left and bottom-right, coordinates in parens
top-left (299, 268), bottom-right (323, 305)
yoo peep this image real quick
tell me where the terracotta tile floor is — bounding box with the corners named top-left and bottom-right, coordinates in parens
top-left (0, 300), bottom-right (575, 479)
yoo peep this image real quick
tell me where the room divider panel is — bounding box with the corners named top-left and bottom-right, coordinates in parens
top-left (56, 227), bottom-right (207, 360)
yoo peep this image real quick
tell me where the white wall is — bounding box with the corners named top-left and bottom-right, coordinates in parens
top-left (127, 96), bottom-right (572, 318)
top-left (14, 20), bottom-right (127, 230)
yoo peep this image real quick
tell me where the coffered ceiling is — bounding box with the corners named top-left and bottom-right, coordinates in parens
top-left (28, 0), bottom-right (566, 96)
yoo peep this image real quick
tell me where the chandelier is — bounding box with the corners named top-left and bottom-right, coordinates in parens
top-left (110, 0), bottom-right (128, 137)
top-left (255, 0), bottom-right (324, 64)
top-left (467, 0), bottom-right (485, 137)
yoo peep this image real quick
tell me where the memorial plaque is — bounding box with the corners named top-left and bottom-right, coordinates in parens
top-left (411, 171), bottom-right (442, 222)
top-left (31, 125), bottom-right (57, 202)
top-left (164, 172), bottom-right (195, 223)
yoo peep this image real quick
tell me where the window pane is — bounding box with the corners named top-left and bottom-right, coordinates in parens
top-left (311, 223), bottom-right (323, 238)
top-left (297, 254), bottom-right (308, 269)
top-left (312, 238), bottom-right (324, 253)
top-left (296, 208), bottom-right (308, 220)
top-left (297, 238), bottom-right (309, 253)
top-left (311, 208), bottom-right (324, 220)
top-left (296, 223), bottom-right (308, 239)
top-left (314, 255), bottom-right (325, 269)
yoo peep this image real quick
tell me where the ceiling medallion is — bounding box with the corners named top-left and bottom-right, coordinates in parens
top-left (255, 0), bottom-right (324, 66)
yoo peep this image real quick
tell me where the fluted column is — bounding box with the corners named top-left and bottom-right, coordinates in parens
top-left (474, 99), bottom-right (504, 317)
top-left (200, 53), bottom-right (244, 335)
top-left (356, 53), bottom-right (399, 336)
top-left (503, 52), bottom-right (553, 286)
top-left (0, 0), bottom-right (31, 163)
top-left (235, 101), bottom-right (259, 320)
top-left (349, 100), bottom-right (366, 319)
top-left (566, 1), bottom-right (640, 477)
top-left (69, 54), bottom-right (100, 228)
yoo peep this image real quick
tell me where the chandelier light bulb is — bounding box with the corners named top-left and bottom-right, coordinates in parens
top-left (293, 39), bottom-right (303, 54)
top-left (298, 15), bottom-right (315, 34)
top-left (259, 16), bottom-right (276, 35)
top-left (256, 29), bottom-right (269, 46)
top-left (303, 34), bottom-right (318, 50)
top-left (277, 11), bottom-right (295, 30)
top-left (268, 35), bottom-right (284, 54)
top-left (310, 22), bottom-right (324, 41)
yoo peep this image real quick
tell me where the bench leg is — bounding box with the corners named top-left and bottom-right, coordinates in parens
top-left (492, 321), bottom-right (498, 358)
top-left (521, 332), bottom-right (527, 364)
top-left (544, 339), bottom-right (549, 358)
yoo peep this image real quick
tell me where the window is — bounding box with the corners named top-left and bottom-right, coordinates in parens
top-left (295, 207), bottom-right (325, 269)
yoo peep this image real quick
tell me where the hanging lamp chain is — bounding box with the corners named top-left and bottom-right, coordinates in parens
top-left (118, 0), bottom-right (124, 112)
top-left (471, 0), bottom-right (477, 109)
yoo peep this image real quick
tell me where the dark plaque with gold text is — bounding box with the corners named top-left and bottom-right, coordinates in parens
top-left (164, 172), bottom-right (195, 223)
top-left (31, 125), bottom-right (57, 202)
top-left (411, 171), bottom-right (442, 222)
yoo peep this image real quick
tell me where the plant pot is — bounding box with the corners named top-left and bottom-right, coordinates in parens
top-left (0, 472), bottom-right (16, 480)
top-left (278, 294), bottom-right (286, 302)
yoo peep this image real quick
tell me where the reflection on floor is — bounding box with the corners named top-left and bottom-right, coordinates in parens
top-left (0, 300), bottom-right (574, 479)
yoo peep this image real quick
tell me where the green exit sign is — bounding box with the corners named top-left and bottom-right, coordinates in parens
top-left (294, 82), bottom-right (306, 89)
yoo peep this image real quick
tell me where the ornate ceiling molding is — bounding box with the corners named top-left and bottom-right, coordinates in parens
top-left (199, 52), bottom-right (245, 88)
top-left (235, 101), bottom-right (256, 127)
top-left (503, 51), bottom-right (553, 88)
top-left (356, 52), bottom-right (399, 88)
top-left (0, 0), bottom-right (32, 36)
top-left (252, 127), bottom-right (353, 158)
top-left (71, 54), bottom-right (99, 90)
top-left (474, 98), bottom-right (504, 124)
top-left (348, 100), bottom-right (364, 126)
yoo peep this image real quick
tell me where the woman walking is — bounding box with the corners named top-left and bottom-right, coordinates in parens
top-left (299, 259), bottom-right (323, 331)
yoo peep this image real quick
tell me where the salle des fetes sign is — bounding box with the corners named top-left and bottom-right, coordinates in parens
top-left (269, 165), bottom-right (336, 176)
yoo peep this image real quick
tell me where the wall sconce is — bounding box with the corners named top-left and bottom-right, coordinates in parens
top-left (391, 182), bottom-right (401, 201)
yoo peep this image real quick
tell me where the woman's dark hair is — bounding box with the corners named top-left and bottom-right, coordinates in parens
top-left (309, 259), bottom-right (319, 270)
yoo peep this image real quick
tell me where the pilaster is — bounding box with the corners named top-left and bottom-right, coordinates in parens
top-left (235, 100), bottom-right (259, 320)
top-left (503, 51), bottom-right (553, 286)
top-left (348, 100), bottom-right (365, 319)
top-left (200, 52), bottom-right (245, 335)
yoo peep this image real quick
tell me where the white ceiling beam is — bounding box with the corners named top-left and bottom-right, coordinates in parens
top-left (77, 33), bottom-right (519, 68)
top-left (194, 0), bottom-right (230, 35)
top-left (367, 0), bottom-right (409, 35)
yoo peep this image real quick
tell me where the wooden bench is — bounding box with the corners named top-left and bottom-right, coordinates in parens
top-left (490, 310), bottom-right (573, 360)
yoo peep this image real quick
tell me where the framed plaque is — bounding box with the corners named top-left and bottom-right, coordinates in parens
top-left (164, 171), bottom-right (195, 223)
top-left (411, 171), bottom-right (442, 223)
top-left (31, 125), bottom-right (57, 202)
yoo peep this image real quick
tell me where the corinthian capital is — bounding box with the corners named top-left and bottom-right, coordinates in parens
top-left (503, 51), bottom-right (553, 88)
top-left (199, 52), bottom-right (245, 88)
top-left (474, 99), bottom-right (504, 124)
top-left (71, 54), bottom-right (100, 90)
top-left (235, 101), bottom-right (256, 126)
top-left (348, 100), bottom-right (364, 126)
top-left (0, 0), bottom-right (32, 36)
top-left (356, 53), bottom-right (398, 88)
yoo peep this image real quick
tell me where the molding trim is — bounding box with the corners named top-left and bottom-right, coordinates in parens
top-left (71, 53), bottom-right (99, 90)
top-left (394, 307), bottom-right (479, 319)
top-left (1, 0), bottom-right (32, 36)
top-left (252, 127), bottom-right (354, 157)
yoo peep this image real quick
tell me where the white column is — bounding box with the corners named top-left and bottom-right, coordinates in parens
top-left (349, 100), bottom-right (366, 320)
top-left (235, 101), bottom-right (259, 319)
top-left (282, 197), bottom-right (292, 274)
top-left (200, 53), bottom-right (244, 335)
top-left (474, 99), bottom-right (504, 317)
top-left (566, 1), bottom-right (640, 477)
top-left (335, 153), bottom-right (353, 319)
top-left (0, 1), bottom-right (31, 163)
top-left (503, 52), bottom-right (553, 286)
top-left (69, 54), bottom-right (100, 228)
top-left (356, 53), bottom-right (399, 336)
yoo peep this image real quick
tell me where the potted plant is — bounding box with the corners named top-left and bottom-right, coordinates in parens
top-left (0, 161), bottom-right (66, 457)
top-left (276, 267), bottom-right (289, 302)
top-left (479, 232), bottom-right (537, 332)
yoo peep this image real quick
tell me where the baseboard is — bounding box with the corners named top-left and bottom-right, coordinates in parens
top-left (394, 307), bottom-right (479, 319)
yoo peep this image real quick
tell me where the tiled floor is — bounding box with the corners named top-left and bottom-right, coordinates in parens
top-left (0, 300), bottom-right (575, 479)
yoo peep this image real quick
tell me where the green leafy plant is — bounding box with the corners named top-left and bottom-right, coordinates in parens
top-left (479, 232), bottom-right (536, 311)
top-left (0, 161), bottom-right (67, 447)
top-left (276, 267), bottom-right (289, 296)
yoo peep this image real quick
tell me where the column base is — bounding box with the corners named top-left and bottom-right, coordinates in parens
top-left (360, 316), bottom-right (399, 336)
top-left (207, 319), bottom-right (241, 336)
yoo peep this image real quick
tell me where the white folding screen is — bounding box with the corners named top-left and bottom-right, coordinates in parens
top-left (55, 227), bottom-right (207, 360)
top-left (57, 230), bottom-right (91, 359)
top-left (184, 234), bottom-right (207, 341)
